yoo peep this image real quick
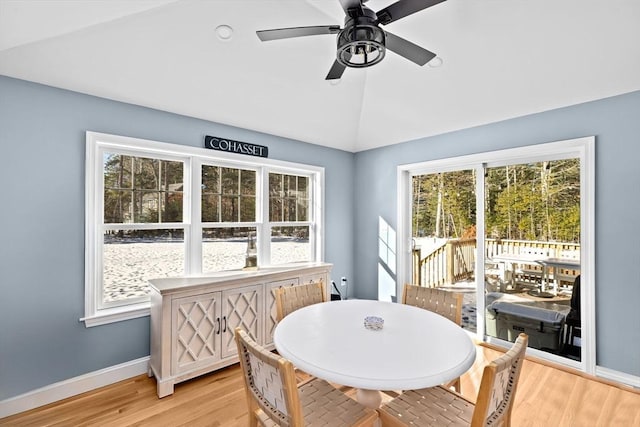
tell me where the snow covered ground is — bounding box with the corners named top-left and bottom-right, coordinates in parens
top-left (103, 241), bottom-right (309, 302)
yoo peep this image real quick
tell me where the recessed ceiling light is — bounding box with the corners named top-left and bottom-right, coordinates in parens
top-left (215, 25), bottom-right (233, 41)
top-left (428, 57), bottom-right (443, 68)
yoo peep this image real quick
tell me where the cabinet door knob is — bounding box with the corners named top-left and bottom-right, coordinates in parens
top-left (216, 317), bottom-right (221, 335)
top-left (222, 316), bottom-right (227, 333)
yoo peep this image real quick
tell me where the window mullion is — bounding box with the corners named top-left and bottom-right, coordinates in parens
top-left (258, 168), bottom-right (270, 265)
top-left (217, 166), bottom-right (222, 222)
top-left (237, 170), bottom-right (242, 223)
top-left (187, 157), bottom-right (201, 275)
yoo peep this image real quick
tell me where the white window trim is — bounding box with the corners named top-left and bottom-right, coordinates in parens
top-left (83, 131), bottom-right (324, 327)
top-left (397, 136), bottom-right (595, 374)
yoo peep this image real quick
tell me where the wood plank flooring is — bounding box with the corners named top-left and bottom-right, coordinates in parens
top-left (3, 344), bottom-right (639, 426)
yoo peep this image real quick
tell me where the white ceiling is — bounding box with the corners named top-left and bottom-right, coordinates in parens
top-left (1, 0), bottom-right (639, 152)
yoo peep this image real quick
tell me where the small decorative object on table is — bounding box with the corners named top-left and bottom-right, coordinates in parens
top-left (364, 316), bottom-right (384, 331)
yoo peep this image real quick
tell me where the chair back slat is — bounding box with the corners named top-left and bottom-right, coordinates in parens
top-left (248, 352), bottom-right (288, 416)
top-left (472, 333), bottom-right (528, 427)
top-left (235, 328), bottom-right (303, 426)
top-left (402, 283), bottom-right (463, 325)
top-left (276, 282), bottom-right (326, 322)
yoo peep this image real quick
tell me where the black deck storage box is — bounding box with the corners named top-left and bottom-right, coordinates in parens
top-left (486, 298), bottom-right (570, 352)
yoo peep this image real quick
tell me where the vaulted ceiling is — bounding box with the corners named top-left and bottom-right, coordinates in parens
top-left (1, 0), bottom-right (639, 152)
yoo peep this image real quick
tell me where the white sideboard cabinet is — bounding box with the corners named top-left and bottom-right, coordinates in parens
top-left (148, 262), bottom-right (332, 397)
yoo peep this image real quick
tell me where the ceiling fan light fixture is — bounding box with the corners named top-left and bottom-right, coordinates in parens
top-left (336, 24), bottom-right (385, 68)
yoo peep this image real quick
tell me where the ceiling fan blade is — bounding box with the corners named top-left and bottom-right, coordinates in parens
top-left (257, 25), bottom-right (340, 42)
top-left (338, 0), bottom-right (364, 15)
top-left (326, 59), bottom-right (347, 80)
top-left (377, 0), bottom-right (446, 26)
top-left (385, 31), bottom-right (436, 65)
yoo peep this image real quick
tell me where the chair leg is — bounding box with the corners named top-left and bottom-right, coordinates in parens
top-left (378, 409), bottom-right (410, 427)
top-left (246, 401), bottom-right (259, 427)
top-left (249, 411), bottom-right (258, 427)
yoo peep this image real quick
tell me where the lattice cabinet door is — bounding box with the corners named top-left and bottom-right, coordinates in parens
top-left (171, 292), bottom-right (221, 375)
top-left (221, 284), bottom-right (263, 359)
top-left (264, 278), bottom-right (299, 346)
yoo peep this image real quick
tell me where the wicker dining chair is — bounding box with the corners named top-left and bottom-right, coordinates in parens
top-left (402, 283), bottom-right (464, 391)
top-left (402, 283), bottom-right (463, 325)
top-left (234, 328), bottom-right (378, 427)
top-left (378, 333), bottom-right (528, 427)
top-left (275, 281), bottom-right (326, 322)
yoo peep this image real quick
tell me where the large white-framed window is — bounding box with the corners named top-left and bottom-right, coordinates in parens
top-left (84, 132), bottom-right (324, 327)
top-left (397, 137), bottom-right (595, 374)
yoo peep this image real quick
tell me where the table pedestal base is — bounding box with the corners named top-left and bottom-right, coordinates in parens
top-left (356, 388), bottom-right (383, 409)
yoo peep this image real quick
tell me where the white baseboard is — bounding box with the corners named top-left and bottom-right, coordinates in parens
top-left (596, 366), bottom-right (640, 389)
top-left (0, 356), bottom-right (150, 419)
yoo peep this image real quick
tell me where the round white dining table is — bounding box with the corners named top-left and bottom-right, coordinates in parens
top-left (273, 299), bottom-right (476, 408)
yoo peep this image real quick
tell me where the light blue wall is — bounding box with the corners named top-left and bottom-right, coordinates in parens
top-left (1, 74), bottom-right (638, 401)
top-left (0, 76), bottom-right (355, 400)
top-left (353, 90), bottom-right (640, 377)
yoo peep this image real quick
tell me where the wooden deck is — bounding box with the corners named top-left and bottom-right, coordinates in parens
top-left (414, 238), bottom-right (580, 290)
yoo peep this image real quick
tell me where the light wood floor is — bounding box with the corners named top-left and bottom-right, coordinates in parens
top-left (3, 344), bottom-right (639, 427)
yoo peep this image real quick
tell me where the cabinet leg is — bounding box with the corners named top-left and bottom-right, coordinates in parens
top-left (157, 380), bottom-right (174, 398)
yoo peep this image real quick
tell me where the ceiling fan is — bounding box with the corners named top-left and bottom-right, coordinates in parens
top-left (256, 0), bottom-right (446, 80)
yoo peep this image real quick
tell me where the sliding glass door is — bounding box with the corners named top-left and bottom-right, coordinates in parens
top-left (411, 169), bottom-right (478, 333)
top-left (400, 138), bottom-right (593, 370)
top-left (483, 159), bottom-right (581, 360)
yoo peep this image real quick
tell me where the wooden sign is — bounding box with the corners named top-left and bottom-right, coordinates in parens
top-left (204, 135), bottom-right (268, 158)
